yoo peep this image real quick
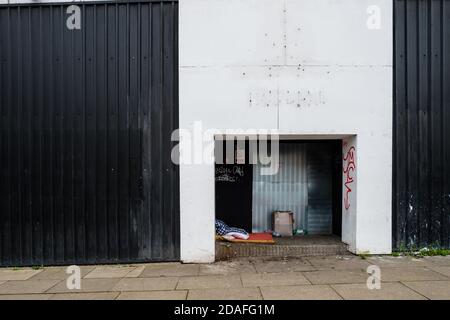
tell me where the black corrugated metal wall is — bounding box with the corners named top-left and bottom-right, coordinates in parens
top-left (394, 0), bottom-right (450, 249)
top-left (0, 0), bottom-right (179, 266)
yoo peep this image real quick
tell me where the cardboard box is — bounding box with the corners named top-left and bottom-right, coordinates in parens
top-left (272, 211), bottom-right (294, 236)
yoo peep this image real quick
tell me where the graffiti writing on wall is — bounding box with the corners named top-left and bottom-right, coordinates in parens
top-left (215, 166), bottom-right (245, 183)
top-left (343, 144), bottom-right (356, 211)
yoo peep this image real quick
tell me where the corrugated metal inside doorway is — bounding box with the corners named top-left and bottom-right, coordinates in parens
top-left (252, 141), bottom-right (339, 235)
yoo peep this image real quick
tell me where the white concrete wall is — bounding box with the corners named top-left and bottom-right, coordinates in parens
top-left (180, 0), bottom-right (393, 262)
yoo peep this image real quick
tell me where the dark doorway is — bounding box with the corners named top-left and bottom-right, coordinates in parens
top-left (215, 140), bottom-right (253, 231)
top-left (215, 139), bottom-right (342, 237)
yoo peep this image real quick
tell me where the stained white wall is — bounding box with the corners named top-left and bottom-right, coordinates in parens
top-left (180, 0), bottom-right (393, 262)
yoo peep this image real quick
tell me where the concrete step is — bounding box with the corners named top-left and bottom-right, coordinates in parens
top-left (215, 236), bottom-right (349, 260)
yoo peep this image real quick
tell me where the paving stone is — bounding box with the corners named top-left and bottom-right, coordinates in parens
top-left (332, 282), bottom-right (426, 300)
top-left (0, 280), bottom-right (60, 294)
top-left (50, 292), bottom-right (119, 300)
top-left (117, 290), bottom-right (188, 300)
top-left (241, 272), bottom-right (310, 287)
top-left (125, 266), bottom-right (146, 278)
top-left (0, 269), bottom-right (43, 281)
top-left (188, 288), bottom-right (262, 300)
top-left (47, 278), bottom-right (120, 293)
top-left (302, 269), bottom-right (368, 285)
top-left (380, 267), bottom-right (448, 282)
top-left (0, 294), bottom-right (53, 300)
top-left (140, 263), bottom-right (200, 278)
top-left (177, 275), bottom-right (242, 290)
top-left (306, 255), bottom-right (371, 270)
top-left (84, 266), bottom-right (138, 279)
top-left (425, 266), bottom-right (450, 278)
top-left (260, 285), bottom-right (342, 300)
top-left (422, 256), bottom-right (450, 266)
top-left (367, 256), bottom-right (433, 268)
top-left (199, 260), bottom-right (256, 275)
top-left (113, 277), bottom-right (179, 291)
top-left (402, 280), bottom-right (450, 300)
top-left (252, 258), bottom-right (316, 273)
top-left (30, 266), bottom-right (95, 280)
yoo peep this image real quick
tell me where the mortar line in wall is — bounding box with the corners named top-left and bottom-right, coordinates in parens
top-left (179, 64), bottom-right (393, 69)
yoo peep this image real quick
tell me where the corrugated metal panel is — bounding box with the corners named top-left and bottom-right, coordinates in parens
top-left (0, 0), bottom-right (180, 266)
top-left (252, 142), bottom-right (334, 235)
top-left (252, 143), bottom-right (308, 233)
top-left (393, 0), bottom-right (450, 249)
top-left (306, 143), bottom-right (333, 235)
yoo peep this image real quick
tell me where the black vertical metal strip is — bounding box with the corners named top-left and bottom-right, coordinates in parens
top-left (150, 2), bottom-right (163, 259)
top-left (0, 7), bottom-right (9, 265)
top-left (140, 2), bottom-right (152, 260)
top-left (85, 4), bottom-right (97, 263)
top-left (394, 0), bottom-right (408, 248)
top-left (417, 0), bottom-right (430, 247)
top-left (0, 7), bottom-right (7, 264)
top-left (54, 5), bottom-right (65, 263)
top-left (406, 0), bottom-right (420, 246)
top-left (22, 6), bottom-right (33, 265)
top-left (442, 0), bottom-right (450, 248)
top-left (32, 6), bottom-right (44, 263)
top-left (128, 2), bottom-right (140, 261)
top-left (117, 3), bottom-right (130, 261)
top-left (163, 7), bottom-right (171, 256)
top-left (430, 0), bottom-right (443, 246)
top-left (95, 4), bottom-right (108, 262)
top-left (172, 1), bottom-right (180, 260)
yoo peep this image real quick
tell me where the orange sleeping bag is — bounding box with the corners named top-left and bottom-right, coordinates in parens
top-left (217, 232), bottom-right (275, 244)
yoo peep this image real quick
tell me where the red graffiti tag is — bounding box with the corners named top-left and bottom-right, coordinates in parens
top-left (343, 146), bottom-right (356, 210)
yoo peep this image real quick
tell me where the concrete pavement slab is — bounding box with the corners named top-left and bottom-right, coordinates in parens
top-left (367, 256), bottom-right (433, 268)
top-left (187, 288), bottom-right (262, 300)
top-left (50, 292), bottom-right (119, 300)
top-left (47, 278), bottom-right (120, 293)
top-left (306, 255), bottom-right (371, 270)
top-left (0, 294), bottom-right (53, 300)
top-left (302, 269), bottom-right (368, 284)
top-left (0, 280), bottom-right (60, 294)
top-left (199, 260), bottom-right (256, 275)
top-left (84, 266), bottom-right (138, 279)
top-left (140, 263), bottom-right (200, 278)
top-left (117, 290), bottom-right (188, 300)
top-left (30, 266), bottom-right (95, 280)
top-left (112, 277), bottom-right (179, 291)
top-left (423, 256), bottom-right (450, 266)
top-left (402, 280), bottom-right (450, 300)
top-left (241, 272), bottom-right (310, 287)
top-left (380, 267), bottom-right (448, 282)
top-left (332, 282), bottom-right (426, 300)
top-left (425, 266), bottom-right (450, 278)
top-left (260, 285), bottom-right (342, 300)
top-left (177, 275), bottom-right (242, 290)
top-left (252, 258), bottom-right (316, 273)
top-left (0, 269), bottom-right (43, 281)
top-left (125, 266), bottom-right (146, 278)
